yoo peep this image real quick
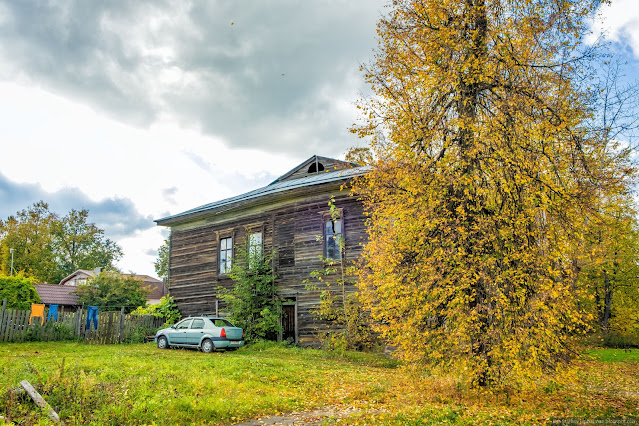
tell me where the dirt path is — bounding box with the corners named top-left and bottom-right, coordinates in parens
top-left (234, 405), bottom-right (380, 425)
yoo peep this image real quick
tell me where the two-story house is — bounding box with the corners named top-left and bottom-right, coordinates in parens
top-left (155, 156), bottom-right (368, 344)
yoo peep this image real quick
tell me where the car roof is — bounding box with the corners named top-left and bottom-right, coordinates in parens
top-left (183, 315), bottom-right (228, 320)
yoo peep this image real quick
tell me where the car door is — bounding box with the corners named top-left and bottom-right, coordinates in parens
top-left (167, 319), bottom-right (192, 344)
top-left (186, 318), bottom-right (205, 345)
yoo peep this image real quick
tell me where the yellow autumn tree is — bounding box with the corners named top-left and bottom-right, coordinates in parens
top-left (351, 0), bottom-right (636, 385)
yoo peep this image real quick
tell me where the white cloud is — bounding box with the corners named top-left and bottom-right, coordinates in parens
top-left (0, 81), bottom-right (304, 276)
top-left (591, 0), bottom-right (639, 56)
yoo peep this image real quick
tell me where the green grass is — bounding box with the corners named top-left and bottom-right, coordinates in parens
top-left (0, 342), bottom-right (637, 425)
top-left (584, 348), bottom-right (639, 363)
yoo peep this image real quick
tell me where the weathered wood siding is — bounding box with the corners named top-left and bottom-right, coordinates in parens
top-left (167, 182), bottom-right (367, 344)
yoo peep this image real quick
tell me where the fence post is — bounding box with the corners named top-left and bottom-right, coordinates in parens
top-left (74, 307), bottom-right (82, 339)
top-left (0, 299), bottom-right (6, 343)
top-left (118, 307), bottom-right (125, 344)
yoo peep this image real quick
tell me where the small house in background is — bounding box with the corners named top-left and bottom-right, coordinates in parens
top-left (155, 155), bottom-right (369, 345)
top-left (33, 283), bottom-right (80, 313)
top-left (58, 269), bottom-right (167, 305)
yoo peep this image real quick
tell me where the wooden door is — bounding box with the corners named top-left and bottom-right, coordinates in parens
top-left (282, 304), bottom-right (296, 342)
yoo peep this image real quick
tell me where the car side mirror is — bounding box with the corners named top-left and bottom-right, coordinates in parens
top-left (170, 325), bottom-right (176, 329)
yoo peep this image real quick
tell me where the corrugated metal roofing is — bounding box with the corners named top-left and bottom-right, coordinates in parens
top-left (155, 165), bottom-right (370, 225)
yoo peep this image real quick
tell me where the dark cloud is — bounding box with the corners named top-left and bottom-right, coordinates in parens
top-left (0, 0), bottom-right (386, 155)
top-left (0, 173), bottom-right (153, 239)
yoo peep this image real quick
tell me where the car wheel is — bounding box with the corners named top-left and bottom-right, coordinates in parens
top-left (157, 335), bottom-right (169, 349)
top-left (201, 338), bottom-right (214, 353)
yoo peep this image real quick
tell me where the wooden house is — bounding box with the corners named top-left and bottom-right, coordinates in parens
top-left (155, 155), bottom-right (369, 345)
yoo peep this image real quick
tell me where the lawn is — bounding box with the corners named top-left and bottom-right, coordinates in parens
top-left (0, 342), bottom-right (637, 425)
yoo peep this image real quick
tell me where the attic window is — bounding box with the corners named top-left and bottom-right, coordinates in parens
top-left (308, 162), bottom-right (324, 173)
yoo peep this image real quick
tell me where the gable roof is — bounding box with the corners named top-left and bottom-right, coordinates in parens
top-left (155, 163), bottom-right (369, 226)
top-left (59, 269), bottom-right (98, 285)
top-left (269, 155), bottom-right (359, 185)
top-left (34, 284), bottom-right (80, 306)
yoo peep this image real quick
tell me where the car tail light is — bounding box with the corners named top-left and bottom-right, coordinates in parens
top-left (220, 328), bottom-right (226, 338)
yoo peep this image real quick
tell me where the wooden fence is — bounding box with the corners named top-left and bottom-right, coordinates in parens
top-left (0, 300), bottom-right (165, 344)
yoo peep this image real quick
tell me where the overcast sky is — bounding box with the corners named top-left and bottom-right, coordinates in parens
top-left (1, 0), bottom-right (639, 278)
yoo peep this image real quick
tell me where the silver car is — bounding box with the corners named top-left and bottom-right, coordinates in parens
top-left (154, 316), bottom-right (244, 352)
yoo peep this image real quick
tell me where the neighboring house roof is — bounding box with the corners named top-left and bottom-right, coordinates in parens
top-left (130, 275), bottom-right (167, 300)
top-left (59, 269), bottom-right (97, 285)
top-left (34, 284), bottom-right (79, 306)
top-left (155, 163), bottom-right (370, 226)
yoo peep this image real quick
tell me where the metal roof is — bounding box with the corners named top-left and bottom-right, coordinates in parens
top-left (155, 165), bottom-right (370, 225)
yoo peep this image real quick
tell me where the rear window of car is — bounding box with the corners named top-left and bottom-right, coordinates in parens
top-left (191, 319), bottom-right (205, 329)
top-left (212, 319), bottom-right (233, 327)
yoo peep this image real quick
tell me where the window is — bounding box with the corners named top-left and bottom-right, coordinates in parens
top-left (219, 237), bottom-right (233, 274)
top-left (248, 232), bottom-right (263, 267)
top-left (213, 319), bottom-right (233, 327)
top-left (308, 162), bottom-right (324, 173)
top-left (325, 218), bottom-right (343, 260)
top-left (176, 319), bottom-right (192, 330)
top-left (191, 319), bottom-right (204, 329)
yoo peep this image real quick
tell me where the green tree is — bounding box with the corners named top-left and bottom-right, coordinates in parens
top-left (0, 202), bottom-right (124, 283)
top-left (0, 274), bottom-right (41, 310)
top-left (218, 239), bottom-right (281, 341)
top-left (74, 272), bottom-right (149, 313)
top-left (351, 0), bottom-right (635, 386)
top-left (51, 209), bottom-right (123, 283)
top-left (0, 202), bottom-right (58, 282)
top-left (154, 237), bottom-right (170, 283)
top-left (581, 201), bottom-right (639, 345)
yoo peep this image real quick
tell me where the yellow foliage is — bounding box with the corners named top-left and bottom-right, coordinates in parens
top-left (351, 0), bottom-right (635, 386)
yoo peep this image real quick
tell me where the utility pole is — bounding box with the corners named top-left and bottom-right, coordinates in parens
top-left (9, 248), bottom-right (14, 276)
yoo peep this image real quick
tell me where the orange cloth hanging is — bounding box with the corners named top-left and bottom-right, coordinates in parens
top-left (29, 303), bottom-right (45, 325)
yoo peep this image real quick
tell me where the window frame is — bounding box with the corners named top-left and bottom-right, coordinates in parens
top-left (322, 209), bottom-right (344, 261)
top-left (219, 236), bottom-right (233, 275)
top-left (248, 230), bottom-right (263, 268)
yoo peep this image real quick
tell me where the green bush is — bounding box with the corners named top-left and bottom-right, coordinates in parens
top-left (0, 274), bottom-right (40, 309)
top-left (131, 295), bottom-right (181, 326)
top-left (602, 333), bottom-right (639, 349)
top-left (218, 244), bottom-right (282, 342)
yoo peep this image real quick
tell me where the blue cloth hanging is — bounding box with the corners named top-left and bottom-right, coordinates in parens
top-left (47, 305), bottom-right (58, 321)
top-left (86, 306), bottom-right (99, 330)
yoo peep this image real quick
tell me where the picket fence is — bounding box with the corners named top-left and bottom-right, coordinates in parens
top-left (0, 299), bottom-right (165, 344)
